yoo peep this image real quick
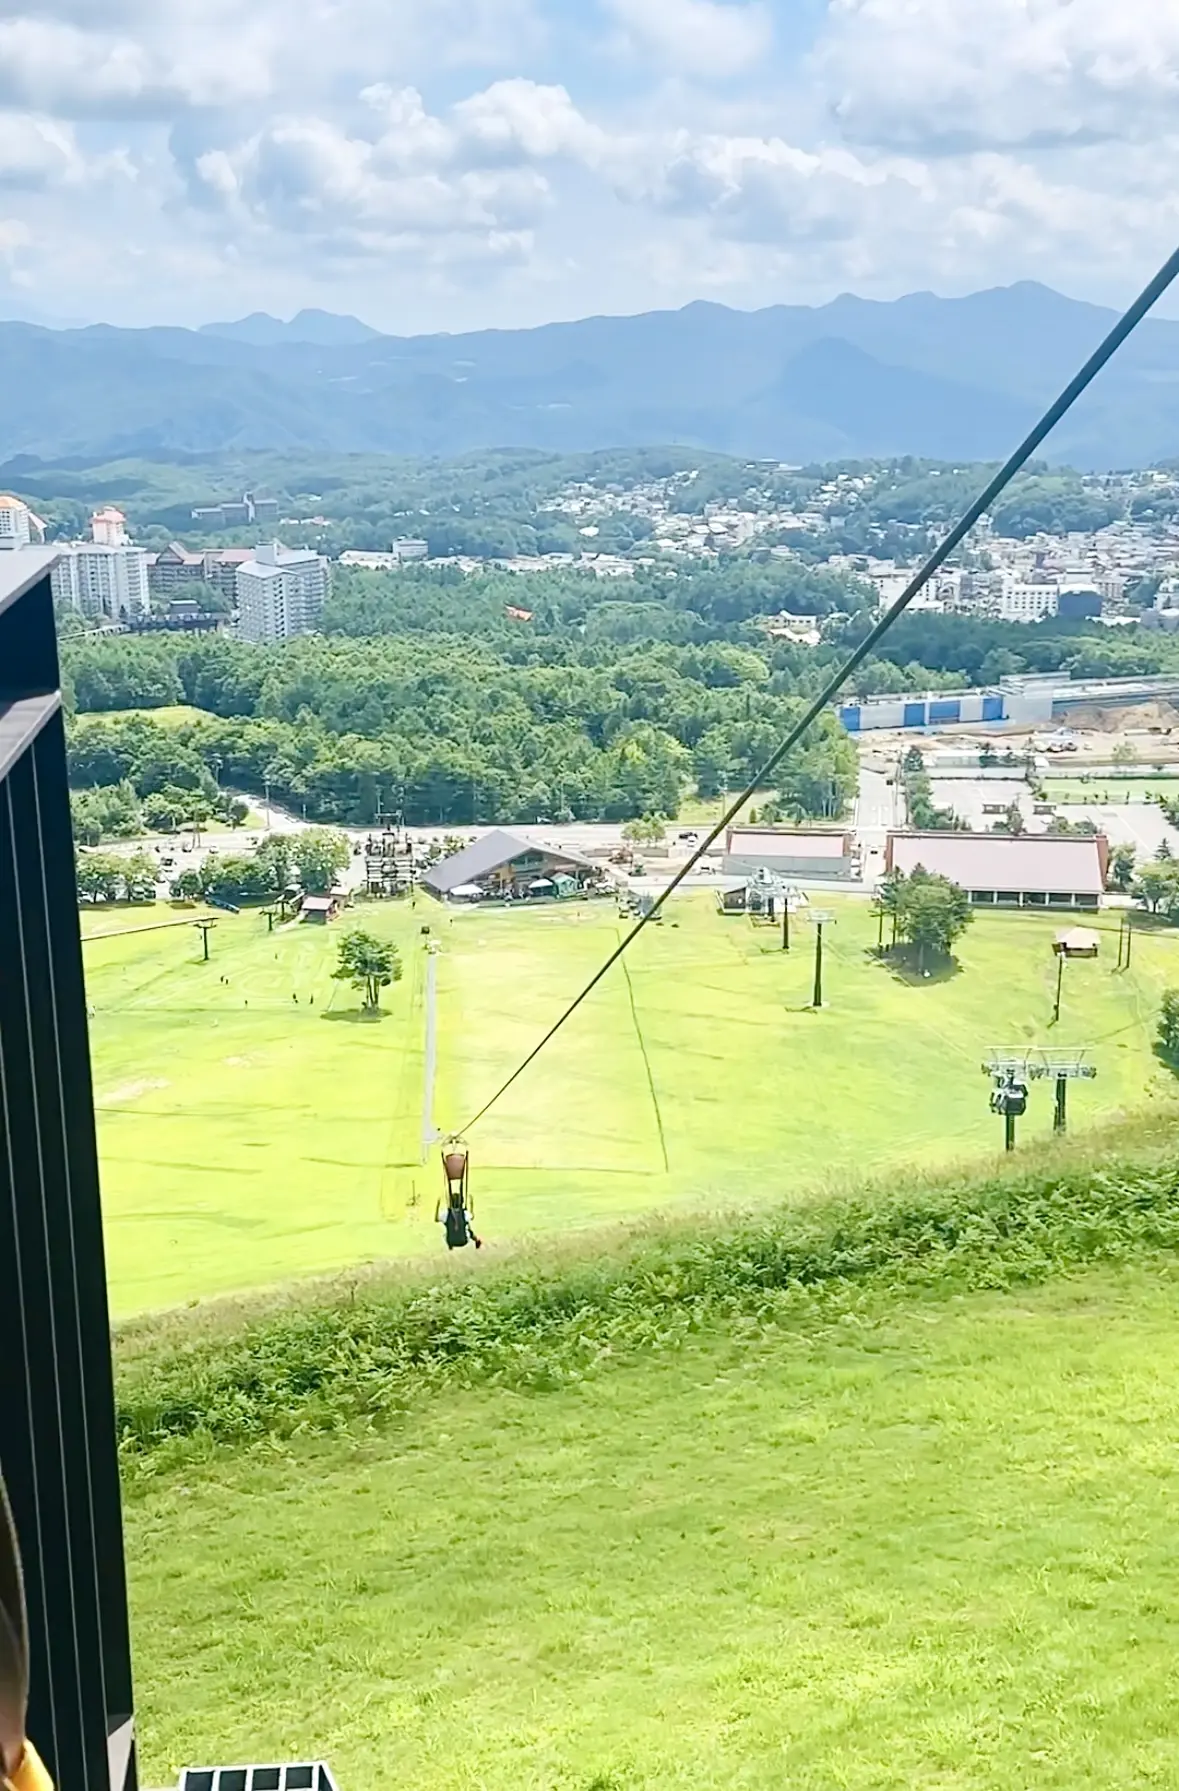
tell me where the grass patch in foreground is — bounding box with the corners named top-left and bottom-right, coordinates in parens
top-left (126, 1258), bottom-right (1179, 1790)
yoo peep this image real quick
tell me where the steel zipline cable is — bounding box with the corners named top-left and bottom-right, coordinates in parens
top-left (458, 242), bottom-right (1179, 1136)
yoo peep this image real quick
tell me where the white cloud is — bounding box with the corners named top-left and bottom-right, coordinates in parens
top-left (187, 82), bottom-right (596, 257)
top-left (452, 79), bottom-right (609, 166)
top-left (0, 0), bottom-right (544, 121)
top-left (0, 114), bottom-right (87, 188)
top-left (604, 0), bottom-right (772, 79)
top-left (0, 0), bottom-right (1176, 326)
top-left (0, 13), bottom-right (276, 116)
top-left (635, 132), bottom-right (900, 244)
top-left (817, 0), bottom-right (1179, 150)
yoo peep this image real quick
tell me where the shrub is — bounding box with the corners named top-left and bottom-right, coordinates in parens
top-left (115, 1120), bottom-right (1179, 1466)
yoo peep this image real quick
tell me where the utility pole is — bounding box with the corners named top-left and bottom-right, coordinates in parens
top-left (193, 918), bottom-right (216, 962)
top-left (782, 898), bottom-right (790, 953)
top-left (264, 776), bottom-right (272, 833)
top-left (1054, 1075), bottom-right (1068, 1135)
top-left (1053, 950), bottom-right (1065, 1025)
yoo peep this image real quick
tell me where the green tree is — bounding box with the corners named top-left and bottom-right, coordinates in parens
top-left (1159, 989), bottom-right (1179, 1068)
top-left (201, 852), bottom-right (275, 905)
top-left (75, 849), bottom-right (123, 903)
top-left (294, 828), bottom-right (351, 893)
top-left (1133, 862), bottom-right (1179, 914)
top-left (70, 791), bottom-right (104, 847)
top-left (332, 930), bottom-right (402, 1010)
top-left (1110, 844), bottom-right (1137, 890)
top-left (71, 780), bottom-right (141, 844)
top-left (894, 867), bottom-right (973, 970)
top-left (122, 849), bottom-right (159, 902)
top-left (142, 789), bottom-right (187, 832)
top-left (255, 834), bottom-right (294, 896)
top-left (622, 814), bottom-right (667, 845)
top-left (1112, 740), bottom-right (1138, 767)
top-left (873, 868), bottom-right (905, 949)
top-left (171, 867), bottom-right (203, 901)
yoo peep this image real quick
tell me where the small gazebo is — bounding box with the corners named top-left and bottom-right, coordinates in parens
top-left (1054, 928), bottom-right (1100, 959)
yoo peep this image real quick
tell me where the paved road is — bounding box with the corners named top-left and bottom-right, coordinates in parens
top-left (854, 764), bottom-right (901, 880)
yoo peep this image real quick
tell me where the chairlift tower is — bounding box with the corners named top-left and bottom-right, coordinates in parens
top-left (806, 908), bottom-right (836, 1008)
top-left (754, 868), bottom-right (803, 951)
top-left (192, 917), bottom-right (217, 962)
top-left (982, 1048), bottom-right (1097, 1148)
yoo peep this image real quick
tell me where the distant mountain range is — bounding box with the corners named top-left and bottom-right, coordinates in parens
top-left (1, 282), bottom-right (1177, 468)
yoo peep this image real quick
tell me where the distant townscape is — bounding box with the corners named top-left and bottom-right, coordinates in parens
top-left (6, 449), bottom-right (1179, 644)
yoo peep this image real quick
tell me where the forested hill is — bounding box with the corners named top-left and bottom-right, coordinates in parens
top-left (8, 282), bottom-right (1179, 467)
top-left (59, 562), bottom-right (1179, 836)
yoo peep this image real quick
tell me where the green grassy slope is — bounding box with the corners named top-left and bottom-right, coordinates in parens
top-left (84, 895), bottom-right (1179, 1314)
top-left (125, 1257), bottom-right (1179, 1791)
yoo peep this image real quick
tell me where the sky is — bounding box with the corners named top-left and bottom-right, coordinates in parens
top-left (1, 0), bottom-right (1178, 333)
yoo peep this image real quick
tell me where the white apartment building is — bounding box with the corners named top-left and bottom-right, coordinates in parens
top-left (0, 495), bottom-right (31, 550)
top-left (51, 544), bottom-right (151, 620)
top-left (235, 542), bottom-right (330, 643)
top-left (995, 576), bottom-right (1059, 623)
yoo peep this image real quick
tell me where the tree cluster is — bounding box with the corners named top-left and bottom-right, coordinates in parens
top-left (63, 619), bottom-right (858, 829)
top-left (876, 866), bottom-right (974, 967)
top-left (1132, 859), bottom-right (1179, 919)
top-left (70, 773), bottom-right (249, 844)
top-left (75, 849), bottom-right (158, 904)
top-left (172, 830), bottom-right (350, 905)
top-left (901, 749), bottom-right (965, 832)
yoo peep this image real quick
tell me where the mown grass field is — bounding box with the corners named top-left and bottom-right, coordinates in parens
top-left (84, 893), bottom-right (1179, 1315)
top-left (1044, 775), bottom-right (1179, 803)
top-left (101, 704), bottom-right (214, 726)
top-left (125, 1256), bottom-right (1179, 1790)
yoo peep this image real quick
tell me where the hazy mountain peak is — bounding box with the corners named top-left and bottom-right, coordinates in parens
top-left (200, 309), bottom-right (382, 346)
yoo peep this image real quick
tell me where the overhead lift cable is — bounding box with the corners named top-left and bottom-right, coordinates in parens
top-left (460, 244), bottom-right (1179, 1136)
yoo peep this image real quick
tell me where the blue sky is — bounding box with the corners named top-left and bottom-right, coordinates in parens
top-left (0, 0), bottom-right (1176, 331)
